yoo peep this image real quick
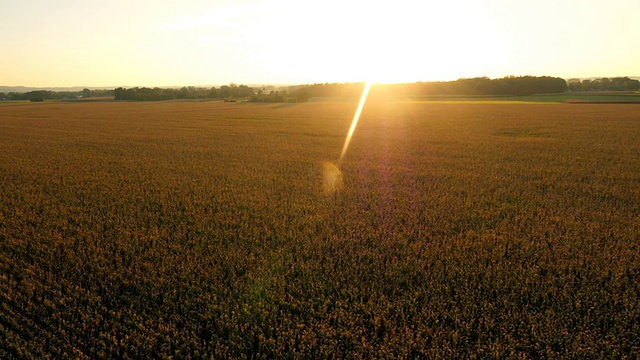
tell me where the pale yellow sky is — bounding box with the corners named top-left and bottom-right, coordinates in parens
top-left (1, 0), bottom-right (638, 87)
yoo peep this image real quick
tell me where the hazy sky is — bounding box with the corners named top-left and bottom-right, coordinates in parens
top-left (1, 0), bottom-right (638, 87)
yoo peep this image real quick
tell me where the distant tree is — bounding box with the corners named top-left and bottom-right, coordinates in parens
top-left (218, 85), bottom-right (231, 99)
top-left (82, 88), bottom-right (92, 98)
top-left (567, 79), bottom-right (582, 91)
top-left (115, 85), bottom-right (253, 101)
top-left (216, 84), bottom-right (252, 100)
top-left (609, 77), bottom-right (639, 91)
top-left (7, 92), bottom-right (21, 100)
top-left (178, 87), bottom-right (191, 99)
top-left (25, 90), bottom-right (58, 101)
top-left (295, 89), bottom-right (311, 102)
top-left (594, 78), bottom-right (611, 90)
top-left (94, 89), bottom-right (115, 97)
top-left (569, 77), bottom-right (639, 91)
top-left (114, 87), bottom-right (125, 100)
top-left (394, 76), bottom-right (566, 96)
top-left (237, 85), bottom-right (253, 98)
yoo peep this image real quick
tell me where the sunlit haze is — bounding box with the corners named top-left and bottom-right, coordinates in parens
top-left (1, 0), bottom-right (638, 87)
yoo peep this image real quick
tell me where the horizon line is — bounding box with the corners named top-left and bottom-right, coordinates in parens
top-left (2, 75), bottom-right (640, 91)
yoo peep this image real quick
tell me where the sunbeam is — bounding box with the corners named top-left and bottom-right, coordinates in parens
top-left (337, 81), bottom-right (371, 166)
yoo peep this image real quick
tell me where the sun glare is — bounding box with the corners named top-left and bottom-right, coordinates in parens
top-left (251, 1), bottom-right (508, 84)
top-left (338, 81), bottom-right (371, 164)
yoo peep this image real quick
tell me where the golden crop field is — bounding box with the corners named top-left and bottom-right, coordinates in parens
top-left (1, 100), bottom-right (639, 358)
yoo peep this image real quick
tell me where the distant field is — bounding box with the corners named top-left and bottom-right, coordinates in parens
top-left (1, 100), bottom-right (639, 357)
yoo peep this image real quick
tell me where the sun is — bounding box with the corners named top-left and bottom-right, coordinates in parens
top-left (252, 1), bottom-right (509, 84)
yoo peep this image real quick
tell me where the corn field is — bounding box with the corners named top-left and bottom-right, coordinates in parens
top-left (1, 100), bottom-right (639, 358)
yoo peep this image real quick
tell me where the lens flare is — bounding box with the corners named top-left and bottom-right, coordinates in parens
top-left (321, 82), bottom-right (370, 197)
top-left (322, 161), bottom-right (343, 196)
top-left (338, 81), bottom-right (371, 165)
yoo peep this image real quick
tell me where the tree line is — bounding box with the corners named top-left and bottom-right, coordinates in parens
top-left (567, 77), bottom-right (640, 91)
top-left (3, 76), bottom-right (638, 103)
top-left (113, 85), bottom-right (315, 103)
top-left (113, 84), bottom-right (254, 101)
top-left (297, 76), bottom-right (569, 98)
top-left (419, 76), bottom-right (568, 96)
top-left (0, 89), bottom-right (114, 101)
